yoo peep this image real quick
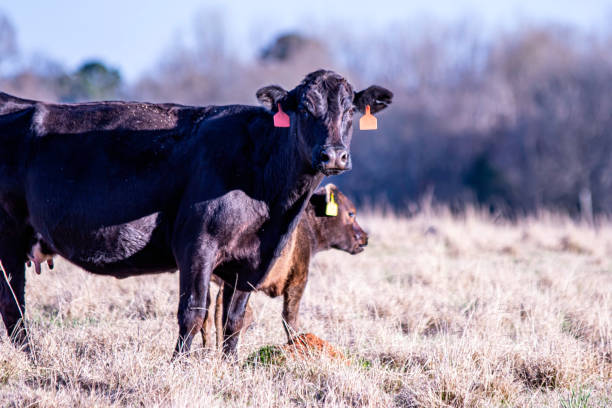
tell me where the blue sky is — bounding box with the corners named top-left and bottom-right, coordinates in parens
top-left (2, 0), bottom-right (612, 82)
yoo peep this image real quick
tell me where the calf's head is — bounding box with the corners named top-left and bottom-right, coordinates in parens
top-left (310, 184), bottom-right (368, 254)
top-left (256, 70), bottom-right (393, 176)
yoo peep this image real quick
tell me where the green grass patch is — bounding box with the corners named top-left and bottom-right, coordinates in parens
top-left (244, 345), bottom-right (286, 367)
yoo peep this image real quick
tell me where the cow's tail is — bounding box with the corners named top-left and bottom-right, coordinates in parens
top-left (0, 94), bottom-right (34, 194)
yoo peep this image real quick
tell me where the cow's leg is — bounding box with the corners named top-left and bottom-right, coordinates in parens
top-left (0, 216), bottom-right (28, 349)
top-left (173, 241), bottom-right (217, 358)
top-left (282, 268), bottom-right (308, 342)
top-left (221, 283), bottom-right (251, 356)
top-left (0, 258), bottom-right (27, 349)
top-left (200, 287), bottom-right (215, 349)
top-left (216, 284), bottom-right (254, 349)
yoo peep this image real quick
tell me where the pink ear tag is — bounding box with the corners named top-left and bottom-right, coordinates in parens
top-left (273, 103), bottom-right (290, 128)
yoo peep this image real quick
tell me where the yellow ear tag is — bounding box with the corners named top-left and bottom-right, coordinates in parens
top-left (325, 192), bottom-right (338, 216)
top-left (359, 104), bottom-right (377, 130)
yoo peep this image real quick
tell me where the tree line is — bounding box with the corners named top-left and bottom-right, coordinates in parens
top-left (2, 12), bottom-right (612, 219)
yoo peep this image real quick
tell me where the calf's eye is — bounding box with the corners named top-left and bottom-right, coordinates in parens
top-left (348, 212), bottom-right (355, 218)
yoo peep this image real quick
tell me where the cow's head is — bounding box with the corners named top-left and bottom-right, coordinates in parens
top-left (310, 184), bottom-right (368, 254)
top-left (256, 70), bottom-right (393, 176)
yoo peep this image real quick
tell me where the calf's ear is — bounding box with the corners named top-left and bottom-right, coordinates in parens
top-left (324, 183), bottom-right (337, 204)
top-left (310, 184), bottom-right (340, 217)
top-left (256, 85), bottom-right (288, 111)
top-left (353, 86), bottom-right (393, 114)
top-left (310, 188), bottom-right (328, 217)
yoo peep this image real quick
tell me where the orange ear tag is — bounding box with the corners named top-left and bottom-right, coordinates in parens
top-left (273, 103), bottom-right (290, 128)
top-left (359, 105), bottom-right (377, 130)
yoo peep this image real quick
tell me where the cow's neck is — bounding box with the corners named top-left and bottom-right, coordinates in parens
top-left (258, 122), bottom-right (322, 212)
top-left (252, 119), bottom-right (323, 262)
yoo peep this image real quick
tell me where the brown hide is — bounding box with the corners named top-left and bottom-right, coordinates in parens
top-left (204, 185), bottom-right (367, 347)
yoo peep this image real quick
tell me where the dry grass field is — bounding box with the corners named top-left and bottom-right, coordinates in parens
top-left (0, 210), bottom-right (610, 407)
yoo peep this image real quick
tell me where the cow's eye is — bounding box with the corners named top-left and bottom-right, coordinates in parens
top-left (348, 212), bottom-right (355, 218)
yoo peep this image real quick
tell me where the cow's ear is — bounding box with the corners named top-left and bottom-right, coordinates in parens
top-left (353, 86), bottom-right (393, 114)
top-left (256, 85), bottom-right (288, 111)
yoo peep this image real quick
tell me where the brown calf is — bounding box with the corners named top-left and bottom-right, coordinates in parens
top-left (203, 184), bottom-right (368, 348)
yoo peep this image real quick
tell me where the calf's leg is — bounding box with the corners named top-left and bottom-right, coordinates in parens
top-left (214, 285), bottom-right (223, 348)
top-left (200, 288), bottom-right (215, 349)
top-left (282, 266), bottom-right (308, 342)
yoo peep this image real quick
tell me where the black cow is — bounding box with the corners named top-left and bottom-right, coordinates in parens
top-left (0, 70), bottom-right (392, 356)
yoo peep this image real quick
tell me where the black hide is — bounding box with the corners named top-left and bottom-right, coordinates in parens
top-left (0, 70), bottom-right (392, 354)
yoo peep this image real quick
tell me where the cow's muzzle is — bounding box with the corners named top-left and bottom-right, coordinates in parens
top-left (316, 146), bottom-right (351, 175)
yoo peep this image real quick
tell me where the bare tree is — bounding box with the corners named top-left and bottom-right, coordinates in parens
top-left (0, 11), bottom-right (18, 68)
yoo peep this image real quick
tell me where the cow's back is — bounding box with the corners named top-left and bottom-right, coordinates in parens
top-left (33, 100), bottom-right (208, 135)
top-left (0, 93), bottom-right (209, 190)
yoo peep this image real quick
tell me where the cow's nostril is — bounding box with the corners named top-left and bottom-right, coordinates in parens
top-left (320, 150), bottom-right (332, 163)
top-left (338, 151), bottom-right (349, 166)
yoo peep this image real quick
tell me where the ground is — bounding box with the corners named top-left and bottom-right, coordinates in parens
top-left (0, 210), bottom-right (610, 407)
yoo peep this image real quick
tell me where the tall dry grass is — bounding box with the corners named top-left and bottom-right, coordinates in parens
top-left (0, 210), bottom-right (610, 407)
